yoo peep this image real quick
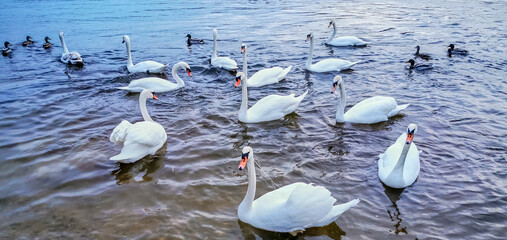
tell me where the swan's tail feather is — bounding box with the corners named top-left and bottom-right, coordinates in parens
top-left (388, 103), bottom-right (410, 117)
top-left (348, 61), bottom-right (361, 69)
top-left (117, 86), bottom-right (130, 90)
top-left (296, 90), bottom-right (309, 103)
top-left (278, 65), bottom-right (293, 80)
top-left (151, 64), bottom-right (169, 73)
top-left (110, 120), bottom-right (132, 143)
top-left (313, 199), bottom-right (360, 227)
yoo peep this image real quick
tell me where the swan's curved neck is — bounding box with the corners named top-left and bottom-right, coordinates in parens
top-left (59, 34), bottom-right (69, 54)
top-left (125, 39), bottom-right (134, 68)
top-left (239, 154), bottom-right (256, 213)
top-left (306, 36), bottom-right (314, 69)
top-left (336, 82), bottom-right (346, 122)
top-left (389, 139), bottom-right (412, 177)
top-left (326, 22), bottom-right (337, 43)
top-left (212, 32), bottom-right (218, 58)
top-left (242, 50), bottom-right (248, 80)
top-left (239, 75), bottom-right (248, 119)
top-left (172, 63), bottom-right (185, 87)
top-left (139, 96), bottom-right (153, 122)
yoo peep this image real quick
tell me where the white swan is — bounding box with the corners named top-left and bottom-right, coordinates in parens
top-left (118, 62), bottom-right (191, 92)
top-left (237, 146), bottom-right (360, 234)
top-left (235, 72), bottom-right (308, 123)
top-left (109, 89), bottom-right (167, 163)
top-left (332, 75), bottom-right (409, 124)
top-left (211, 29), bottom-right (238, 71)
top-left (306, 33), bottom-right (359, 72)
top-left (59, 30), bottom-right (83, 66)
top-left (378, 124), bottom-right (420, 188)
top-left (241, 43), bottom-right (292, 87)
top-left (325, 19), bottom-right (368, 47)
top-left (122, 35), bottom-right (168, 74)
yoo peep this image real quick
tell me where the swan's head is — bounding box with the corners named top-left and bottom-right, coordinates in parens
top-left (235, 72), bottom-right (245, 88)
top-left (405, 124), bottom-right (418, 145)
top-left (328, 19), bottom-right (335, 28)
top-left (448, 44), bottom-right (455, 50)
top-left (4, 41), bottom-right (12, 48)
top-left (213, 28), bottom-right (218, 37)
top-left (405, 59), bottom-right (415, 68)
top-left (241, 43), bottom-right (246, 54)
top-left (239, 146), bottom-right (253, 171)
top-left (59, 30), bottom-right (64, 37)
top-left (179, 62), bottom-right (192, 77)
top-left (331, 75), bottom-right (343, 93)
top-left (140, 89), bottom-right (158, 100)
top-left (26, 36), bottom-right (32, 41)
top-left (305, 33), bottom-right (313, 42)
top-left (122, 35), bottom-right (130, 44)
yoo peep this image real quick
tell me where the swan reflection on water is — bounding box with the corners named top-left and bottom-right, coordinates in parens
top-left (111, 143), bottom-right (166, 185)
top-left (382, 183), bottom-right (408, 235)
top-left (238, 219), bottom-right (346, 240)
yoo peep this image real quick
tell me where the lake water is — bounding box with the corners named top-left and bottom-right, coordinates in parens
top-left (0, 0), bottom-right (506, 239)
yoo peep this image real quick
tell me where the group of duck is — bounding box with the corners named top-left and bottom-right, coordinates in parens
top-left (3, 20), bottom-right (469, 235)
top-left (406, 44), bottom-right (469, 70)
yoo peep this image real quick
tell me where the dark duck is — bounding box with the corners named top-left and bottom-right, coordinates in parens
top-left (447, 44), bottom-right (468, 57)
top-left (22, 36), bottom-right (34, 46)
top-left (2, 41), bottom-right (12, 56)
top-left (43, 37), bottom-right (52, 49)
top-left (405, 59), bottom-right (433, 71)
top-left (414, 45), bottom-right (431, 60)
top-left (186, 34), bottom-right (204, 46)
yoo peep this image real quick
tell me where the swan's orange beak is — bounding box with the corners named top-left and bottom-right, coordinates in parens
top-left (332, 82), bottom-right (338, 93)
top-left (153, 94), bottom-right (158, 100)
top-left (405, 132), bottom-right (414, 144)
top-left (238, 152), bottom-right (249, 170)
top-left (306, 35), bottom-right (311, 42)
top-left (241, 45), bottom-right (245, 53)
top-left (235, 76), bottom-right (241, 87)
top-left (186, 68), bottom-right (192, 77)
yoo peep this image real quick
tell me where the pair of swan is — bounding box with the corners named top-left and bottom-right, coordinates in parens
top-left (109, 89), bottom-right (167, 163)
top-left (306, 33), bottom-right (360, 72)
top-left (211, 29), bottom-right (238, 71)
top-left (59, 30), bottom-right (83, 66)
top-left (237, 146), bottom-right (360, 234)
top-left (331, 75), bottom-right (409, 124)
top-left (118, 62), bottom-right (191, 92)
top-left (325, 19), bottom-right (368, 47)
top-left (240, 43), bottom-right (292, 87)
top-left (122, 35), bottom-right (168, 74)
top-left (2, 42), bottom-right (12, 56)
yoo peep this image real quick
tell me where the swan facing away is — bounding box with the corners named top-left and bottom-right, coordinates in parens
top-left (122, 35), bottom-right (168, 74)
top-left (59, 30), bottom-right (83, 66)
top-left (332, 75), bottom-right (409, 124)
top-left (237, 146), bottom-right (360, 234)
top-left (235, 72), bottom-right (307, 123)
top-left (241, 43), bottom-right (292, 87)
top-left (118, 62), bottom-right (191, 92)
top-left (325, 19), bottom-right (368, 47)
top-left (306, 33), bottom-right (359, 72)
top-left (378, 124), bottom-right (420, 188)
top-left (109, 89), bottom-right (167, 163)
top-left (211, 29), bottom-right (238, 71)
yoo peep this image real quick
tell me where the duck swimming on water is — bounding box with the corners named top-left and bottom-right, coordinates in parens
top-left (405, 59), bottom-right (432, 71)
top-left (186, 34), bottom-right (204, 45)
top-left (447, 44), bottom-right (468, 56)
top-left (414, 46), bottom-right (431, 60)
top-left (22, 36), bottom-right (34, 46)
top-left (43, 37), bottom-right (52, 49)
top-left (2, 42), bottom-right (12, 56)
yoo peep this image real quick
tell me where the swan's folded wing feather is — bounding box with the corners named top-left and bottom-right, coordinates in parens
top-left (212, 57), bottom-right (238, 70)
top-left (345, 96), bottom-right (397, 123)
top-left (131, 60), bottom-right (166, 72)
top-left (313, 58), bottom-right (354, 72)
top-left (248, 67), bottom-right (284, 86)
top-left (248, 94), bottom-right (301, 121)
top-left (125, 121), bottom-right (167, 147)
top-left (128, 77), bottom-right (178, 92)
top-left (251, 183), bottom-right (335, 232)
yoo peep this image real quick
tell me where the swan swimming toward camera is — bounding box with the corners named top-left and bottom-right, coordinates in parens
top-left (237, 146), bottom-right (360, 234)
top-left (211, 29), bottom-right (238, 71)
top-left (59, 30), bottom-right (83, 66)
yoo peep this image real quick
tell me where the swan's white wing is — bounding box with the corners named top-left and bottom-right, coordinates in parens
top-left (310, 58), bottom-right (358, 72)
top-left (249, 183), bottom-right (336, 232)
top-left (327, 36), bottom-right (367, 47)
top-left (130, 60), bottom-right (167, 73)
top-left (120, 77), bottom-right (179, 92)
top-left (248, 67), bottom-right (284, 87)
top-left (344, 96), bottom-right (397, 124)
top-left (110, 120), bottom-right (132, 143)
top-left (246, 92), bottom-right (307, 123)
top-left (211, 57), bottom-right (238, 70)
